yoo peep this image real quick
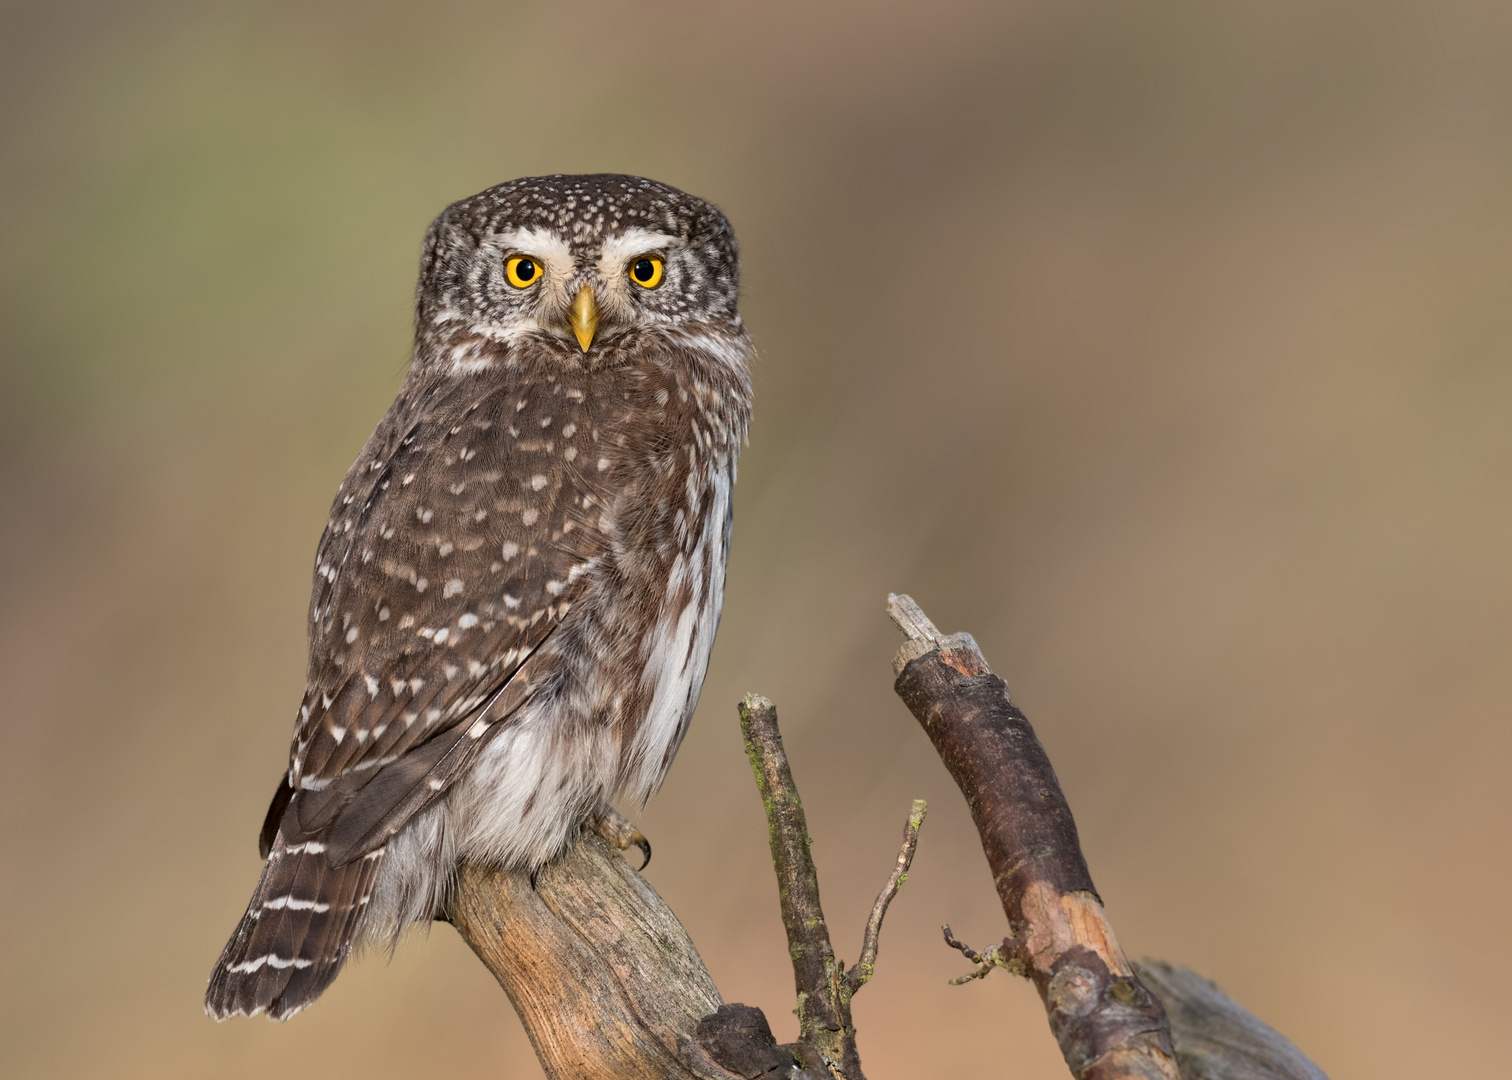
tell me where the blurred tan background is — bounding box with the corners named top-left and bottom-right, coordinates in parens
top-left (2, 1), bottom-right (1509, 1076)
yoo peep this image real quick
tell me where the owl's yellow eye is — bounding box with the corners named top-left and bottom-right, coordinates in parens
top-left (505, 255), bottom-right (542, 288)
top-left (629, 256), bottom-right (664, 289)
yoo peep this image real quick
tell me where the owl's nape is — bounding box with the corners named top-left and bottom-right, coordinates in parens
top-left (207, 174), bottom-right (751, 1020)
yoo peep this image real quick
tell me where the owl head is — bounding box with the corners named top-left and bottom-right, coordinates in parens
top-left (416, 175), bottom-right (742, 359)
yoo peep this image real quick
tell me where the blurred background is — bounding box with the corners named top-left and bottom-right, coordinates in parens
top-left (2, 1), bottom-right (1509, 1076)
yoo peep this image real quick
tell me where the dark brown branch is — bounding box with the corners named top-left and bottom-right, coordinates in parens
top-left (846, 798), bottom-right (927, 994)
top-left (887, 594), bottom-right (1180, 1080)
top-left (738, 693), bottom-right (865, 1080)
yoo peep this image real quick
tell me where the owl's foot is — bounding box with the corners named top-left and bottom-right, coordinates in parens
top-left (589, 802), bottom-right (651, 871)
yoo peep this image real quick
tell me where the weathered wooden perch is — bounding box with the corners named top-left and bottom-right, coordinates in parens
top-left (450, 835), bottom-right (738, 1080)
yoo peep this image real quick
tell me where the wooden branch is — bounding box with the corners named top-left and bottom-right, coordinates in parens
top-left (887, 594), bottom-right (1180, 1080)
top-left (453, 834), bottom-right (820, 1079)
top-left (450, 834), bottom-right (744, 1080)
top-left (739, 694), bottom-right (865, 1079)
top-left (886, 594), bottom-right (1332, 1080)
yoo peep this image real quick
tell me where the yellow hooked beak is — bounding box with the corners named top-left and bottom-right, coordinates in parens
top-left (569, 285), bottom-right (599, 352)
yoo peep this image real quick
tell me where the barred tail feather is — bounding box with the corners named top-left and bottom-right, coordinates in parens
top-left (205, 836), bottom-right (385, 1020)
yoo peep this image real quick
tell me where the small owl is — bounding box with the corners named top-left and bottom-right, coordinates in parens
top-left (206, 175), bottom-right (753, 1020)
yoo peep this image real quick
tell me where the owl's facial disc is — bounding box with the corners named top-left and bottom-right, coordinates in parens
top-left (418, 177), bottom-right (741, 369)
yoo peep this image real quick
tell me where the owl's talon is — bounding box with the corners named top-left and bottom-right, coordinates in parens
top-left (590, 803), bottom-right (653, 871)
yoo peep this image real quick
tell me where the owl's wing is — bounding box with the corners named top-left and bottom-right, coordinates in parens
top-left (273, 374), bottom-right (612, 866)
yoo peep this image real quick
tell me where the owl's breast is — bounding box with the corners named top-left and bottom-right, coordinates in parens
top-left (594, 362), bottom-right (744, 801)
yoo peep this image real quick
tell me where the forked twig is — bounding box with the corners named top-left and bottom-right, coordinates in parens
top-left (739, 694), bottom-right (929, 1079)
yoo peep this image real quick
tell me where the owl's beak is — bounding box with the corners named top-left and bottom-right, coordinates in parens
top-left (569, 285), bottom-right (599, 352)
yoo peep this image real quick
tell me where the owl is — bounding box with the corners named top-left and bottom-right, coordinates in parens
top-left (206, 175), bottom-right (753, 1021)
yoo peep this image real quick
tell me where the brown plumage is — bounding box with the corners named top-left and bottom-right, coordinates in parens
top-left (207, 175), bottom-right (752, 1020)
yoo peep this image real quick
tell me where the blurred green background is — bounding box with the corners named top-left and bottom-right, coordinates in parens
top-left (2, 1), bottom-right (1509, 1077)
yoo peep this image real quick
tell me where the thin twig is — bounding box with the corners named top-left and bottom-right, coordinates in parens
top-left (941, 925), bottom-right (1019, 985)
top-left (846, 799), bottom-right (927, 993)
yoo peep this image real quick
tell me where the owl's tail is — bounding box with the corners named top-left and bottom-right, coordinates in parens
top-left (205, 835), bottom-right (385, 1020)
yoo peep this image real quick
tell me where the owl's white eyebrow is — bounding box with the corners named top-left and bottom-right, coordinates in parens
top-left (491, 227), bottom-right (572, 265)
top-left (599, 228), bottom-right (678, 266)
